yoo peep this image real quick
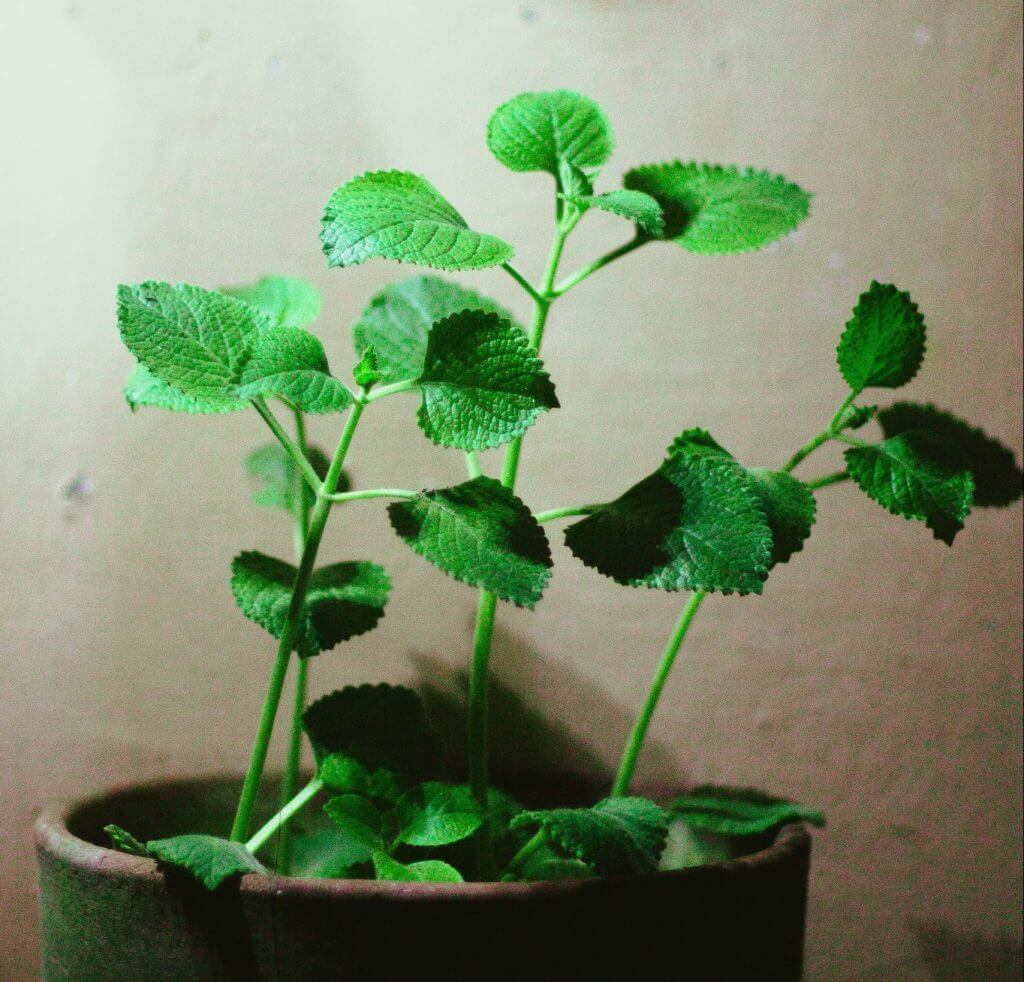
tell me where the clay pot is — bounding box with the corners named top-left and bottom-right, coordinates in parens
top-left (36, 773), bottom-right (811, 980)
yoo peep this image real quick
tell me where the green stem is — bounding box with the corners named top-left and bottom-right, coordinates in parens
top-left (534, 504), bottom-right (601, 524)
top-left (806, 469), bottom-right (850, 490)
top-left (325, 488), bottom-right (418, 503)
top-left (832, 432), bottom-right (873, 449)
top-left (504, 829), bottom-right (546, 878)
top-left (501, 262), bottom-right (545, 304)
top-left (464, 451), bottom-right (482, 480)
top-left (251, 397), bottom-right (323, 494)
top-left (611, 591), bottom-right (706, 797)
top-left (782, 393), bottom-right (859, 474)
top-left (246, 777), bottom-right (323, 855)
top-left (550, 235), bottom-right (645, 297)
top-left (363, 379), bottom-right (419, 403)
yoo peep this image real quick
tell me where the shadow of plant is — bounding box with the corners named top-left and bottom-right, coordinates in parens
top-left (910, 918), bottom-right (1023, 981)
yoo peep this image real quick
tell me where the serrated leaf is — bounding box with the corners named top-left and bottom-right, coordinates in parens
top-left (321, 171), bottom-right (513, 271)
top-left (487, 90), bottom-right (614, 177)
top-left (245, 443), bottom-right (337, 512)
top-left (323, 794), bottom-right (385, 865)
top-left (878, 403), bottom-right (1023, 508)
top-left (371, 852), bottom-right (464, 883)
top-left (623, 162), bottom-right (810, 254)
top-left (396, 783), bottom-right (485, 847)
top-left (836, 402), bottom-right (878, 431)
top-left (124, 362), bottom-right (248, 414)
top-left (670, 785), bottom-right (825, 836)
top-left (565, 189), bottom-right (665, 237)
top-left (320, 753), bottom-right (404, 803)
top-left (146, 835), bottom-right (265, 890)
top-left (845, 431), bottom-right (974, 544)
top-left (353, 275), bottom-right (521, 386)
top-left (415, 310), bottom-right (558, 451)
top-left (222, 276), bottom-right (321, 329)
top-left (511, 798), bottom-right (668, 876)
top-left (231, 552), bottom-right (390, 657)
top-left (836, 282), bottom-right (926, 392)
top-left (558, 159), bottom-right (594, 199)
top-left (518, 851), bottom-right (597, 881)
top-left (104, 824), bottom-right (151, 857)
top-left (352, 346), bottom-right (381, 388)
top-left (388, 476), bottom-right (553, 608)
top-left (745, 468), bottom-right (816, 566)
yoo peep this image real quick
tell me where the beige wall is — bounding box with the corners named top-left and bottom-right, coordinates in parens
top-left (2, 1), bottom-right (1022, 977)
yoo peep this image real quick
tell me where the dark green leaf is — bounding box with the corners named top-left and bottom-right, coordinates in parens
top-left (395, 783), bottom-right (485, 847)
top-left (221, 275), bottom-right (321, 329)
top-left (670, 785), bottom-right (825, 836)
top-left (323, 795), bottom-right (385, 865)
top-left (745, 468), bottom-right (816, 566)
top-left (124, 362), bottom-right (247, 414)
top-left (146, 835), bottom-right (265, 890)
top-left (564, 189), bottom-right (665, 237)
top-left (319, 753), bottom-right (404, 803)
top-left (371, 852), bottom-right (464, 883)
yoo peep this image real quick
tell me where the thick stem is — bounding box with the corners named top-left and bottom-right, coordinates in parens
top-left (246, 777), bottom-right (323, 855)
top-left (464, 451), bottom-right (482, 480)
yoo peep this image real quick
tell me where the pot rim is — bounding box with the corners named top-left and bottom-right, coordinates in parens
top-left (35, 771), bottom-right (811, 901)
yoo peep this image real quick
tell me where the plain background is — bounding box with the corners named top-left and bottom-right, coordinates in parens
top-left (2, 1), bottom-right (1021, 977)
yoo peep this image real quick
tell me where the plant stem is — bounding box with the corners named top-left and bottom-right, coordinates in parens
top-left (363, 379), bottom-right (420, 403)
top-left (832, 432), bottom-right (873, 449)
top-left (781, 393), bottom-right (860, 474)
top-left (806, 469), bottom-right (850, 490)
top-left (245, 777), bottom-right (323, 855)
top-left (550, 235), bottom-right (645, 297)
top-left (610, 591), bottom-right (706, 797)
top-left (504, 829), bottom-right (546, 877)
top-left (501, 262), bottom-right (544, 304)
top-left (534, 504), bottom-right (601, 524)
top-left (464, 451), bottom-right (482, 480)
top-left (251, 397), bottom-right (323, 494)
top-left (325, 488), bottom-right (418, 503)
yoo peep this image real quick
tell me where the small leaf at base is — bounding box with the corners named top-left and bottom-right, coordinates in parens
top-left (146, 835), bottom-right (265, 890)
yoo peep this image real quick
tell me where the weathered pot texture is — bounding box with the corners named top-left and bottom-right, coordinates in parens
top-left (36, 773), bottom-right (812, 980)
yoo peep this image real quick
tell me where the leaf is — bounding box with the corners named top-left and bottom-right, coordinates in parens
top-left (231, 552), bottom-right (390, 657)
top-left (623, 161), bottom-right (810, 254)
top-left (146, 835), bottom-right (265, 890)
top-left (836, 282), bottom-right (926, 392)
top-left (835, 402), bottom-right (878, 432)
top-left (352, 275), bottom-right (521, 385)
top-left (118, 281), bottom-right (269, 401)
top-left (245, 443), bottom-right (338, 512)
top-left (670, 785), bottom-right (825, 836)
top-left (518, 852), bottom-right (597, 881)
top-left (745, 468), bottom-right (816, 566)
top-left (558, 159), bottom-right (594, 199)
top-left (396, 783), bottom-right (485, 847)
top-left (416, 310), bottom-right (558, 451)
top-left (564, 189), bottom-right (665, 237)
top-left (877, 403), bottom-right (1023, 508)
top-left (511, 798), bottom-right (668, 877)
top-left (352, 346), bottom-right (381, 389)
top-left (302, 684), bottom-right (438, 778)
top-left (104, 824), bottom-right (151, 857)
top-left (388, 476), bottom-right (553, 608)
top-left (371, 852), bottom-right (464, 883)
top-left (124, 362), bottom-right (247, 414)
top-left (322, 794), bottom-right (385, 865)
top-left (320, 753), bottom-right (404, 803)
top-left (845, 431), bottom-right (974, 545)
top-left (234, 326), bottom-right (352, 414)
top-left (320, 171), bottom-right (513, 271)
top-left (487, 90), bottom-right (614, 177)
top-left (221, 276), bottom-right (321, 329)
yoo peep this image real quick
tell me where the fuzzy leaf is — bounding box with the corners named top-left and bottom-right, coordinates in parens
top-left (320, 753), bottom-right (404, 803)
top-left (352, 346), bottom-right (381, 389)
top-left (487, 90), bottom-right (613, 177)
top-left (396, 783), bottom-right (485, 847)
top-left (245, 443), bottom-right (337, 512)
top-left (745, 468), bottom-right (816, 566)
top-left (416, 310), bottom-right (558, 451)
top-left (231, 552), bottom-right (390, 657)
top-left (565, 189), bottom-right (665, 237)
top-left (837, 282), bottom-right (926, 392)
top-left (670, 786), bottom-right (825, 836)
top-left (388, 476), bottom-right (553, 608)
top-left (623, 162), bottom-right (810, 254)
top-left (124, 362), bottom-right (247, 414)
top-left (321, 171), bottom-right (513, 271)
top-left (845, 432), bottom-right (974, 544)
top-left (372, 852), bottom-right (464, 883)
top-left (222, 276), bottom-right (321, 329)
top-left (511, 798), bottom-right (668, 877)
top-left (146, 835), bottom-right (264, 890)
top-left (323, 794), bottom-right (385, 865)
top-left (878, 403), bottom-right (1023, 508)
top-left (104, 824), bottom-right (151, 857)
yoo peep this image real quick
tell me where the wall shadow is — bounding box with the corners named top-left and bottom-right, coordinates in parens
top-left (910, 918), bottom-right (1023, 981)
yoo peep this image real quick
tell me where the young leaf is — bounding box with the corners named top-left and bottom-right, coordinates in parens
top-left (623, 162), bottom-right (810, 254)
top-left (836, 282), bottom-right (926, 393)
top-left (234, 326), bottom-right (352, 413)
top-left (352, 346), bottom-right (381, 389)
top-left (245, 443), bottom-right (337, 512)
top-left (563, 189), bottom-right (665, 238)
top-left (372, 852), bottom-right (464, 883)
top-left (487, 90), bottom-right (614, 177)
top-left (146, 835), bottom-right (265, 890)
top-left (320, 753), bottom-right (404, 803)
top-left (845, 431), bottom-right (974, 544)
top-left (388, 476), bottom-right (553, 608)
top-left (124, 362), bottom-right (247, 414)
top-left (222, 275), bottom-right (321, 329)
top-left (558, 159), bottom-right (594, 199)
top-left (745, 468), bottom-right (817, 566)
top-left (352, 275), bottom-right (521, 385)
top-left (104, 824), bottom-right (151, 857)
top-left (670, 785), bottom-right (825, 836)
top-left (320, 171), bottom-right (514, 271)
top-left (877, 402), bottom-right (1023, 507)
top-left (231, 552), bottom-right (390, 657)
top-left (416, 310), bottom-right (558, 451)
top-left (323, 794), bottom-right (385, 865)
top-left (511, 798), bottom-right (668, 877)
top-left (395, 783), bottom-right (485, 848)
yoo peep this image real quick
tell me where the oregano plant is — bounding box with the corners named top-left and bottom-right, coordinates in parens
top-left (107, 89), bottom-right (1022, 889)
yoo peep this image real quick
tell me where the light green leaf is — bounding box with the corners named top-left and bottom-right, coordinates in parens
top-left (320, 171), bottom-right (513, 271)
top-left (352, 275), bottom-right (521, 385)
top-left (745, 468), bottom-right (816, 567)
top-left (146, 835), bottom-right (265, 890)
top-left (396, 783), bottom-right (485, 847)
top-left (487, 90), bottom-right (614, 177)
top-left (221, 276), bottom-right (321, 329)
top-left (319, 753), bottom-right (404, 803)
top-left (877, 403), bottom-right (1023, 508)
top-left (322, 794), bottom-right (385, 865)
top-left (372, 852), bottom-right (464, 883)
top-left (623, 162), bottom-right (810, 254)
top-left (231, 552), bottom-right (390, 657)
top-left (511, 797), bottom-right (668, 876)
top-left (845, 431), bottom-right (974, 545)
top-left (836, 282), bottom-right (926, 392)
top-left (565, 189), bottom-right (665, 237)
top-left (352, 346), bottom-right (381, 389)
top-left (670, 785), bottom-right (825, 836)
top-left (388, 476), bottom-right (553, 608)
top-left (416, 310), bottom-right (558, 451)
top-left (558, 159), bottom-right (594, 199)
top-left (104, 824), bottom-right (151, 857)
top-left (124, 362), bottom-right (247, 414)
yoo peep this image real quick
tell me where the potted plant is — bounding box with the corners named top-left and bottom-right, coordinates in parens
top-left (36, 89), bottom-right (1022, 980)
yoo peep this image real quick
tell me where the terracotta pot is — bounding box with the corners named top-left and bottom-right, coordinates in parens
top-left (35, 773), bottom-right (811, 980)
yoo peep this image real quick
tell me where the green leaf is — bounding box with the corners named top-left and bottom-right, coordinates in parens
top-left (745, 468), bottom-right (816, 566)
top-left (877, 403), bottom-right (1023, 508)
top-left (388, 476), bottom-right (553, 608)
top-left (670, 785), bottom-right (825, 836)
top-left (323, 794), bottom-right (385, 865)
top-left (558, 159), bottom-right (594, 199)
top-left (221, 275), bottom-right (321, 329)
top-left (835, 402), bottom-right (878, 431)
top-left (517, 852), bottom-right (597, 881)
top-left (231, 552), bottom-right (390, 657)
top-left (845, 431), bottom-right (974, 544)
top-left (395, 783), bottom-right (485, 847)
top-left (836, 282), bottom-right (926, 392)
top-left (124, 362), bottom-right (248, 414)
top-left (302, 684), bottom-right (438, 777)
top-left (623, 162), bottom-right (810, 254)
top-left (319, 753), bottom-right (404, 803)
top-left (564, 189), bottom-right (665, 237)
top-left (487, 89), bottom-right (614, 177)
top-left (104, 824), bottom-right (151, 857)
top-left (352, 275), bottom-right (521, 386)
top-left (245, 443), bottom-right (337, 512)
top-left (352, 346), bottom-right (381, 389)
top-left (118, 281), bottom-right (268, 400)
top-left (146, 835), bottom-right (265, 890)
top-left (372, 852), bottom-right (464, 883)
top-left (416, 310), bottom-right (558, 451)
top-left (321, 171), bottom-right (514, 271)
top-left (511, 798), bottom-right (668, 876)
